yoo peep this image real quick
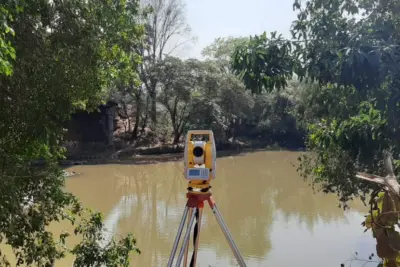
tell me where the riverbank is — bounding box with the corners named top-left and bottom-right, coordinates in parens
top-left (61, 141), bottom-right (304, 166)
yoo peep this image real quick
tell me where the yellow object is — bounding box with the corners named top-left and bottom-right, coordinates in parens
top-left (383, 257), bottom-right (400, 267)
top-left (183, 130), bottom-right (217, 187)
top-left (364, 192), bottom-right (384, 230)
top-left (363, 191), bottom-right (400, 267)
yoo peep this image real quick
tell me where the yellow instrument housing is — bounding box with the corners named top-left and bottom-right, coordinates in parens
top-left (183, 130), bottom-right (216, 182)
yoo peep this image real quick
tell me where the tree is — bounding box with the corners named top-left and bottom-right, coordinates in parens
top-left (230, 0), bottom-right (400, 264)
top-left (201, 36), bottom-right (248, 73)
top-left (140, 0), bottom-right (194, 127)
top-left (183, 60), bottom-right (255, 144)
top-left (230, 0), bottom-right (400, 204)
top-left (155, 56), bottom-right (256, 145)
top-left (247, 87), bottom-right (302, 147)
top-left (356, 152), bottom-right (400, 267)
top-left (290, 0), bottom-right (400, 204)
top-left (184, 60), bottom-right (231, 141)
top-left (231, 31), bottom-right (295, 94)
top-left (199, 37), bottom-right (258, 143)
top-left (0, 0), bottom-right (143, 265)
top-left (156, 57), bottom-right (195, 144)
top-left (230, 33), bottom-right (305, 147)
top-left (217, 75), bottom-right (254, 141)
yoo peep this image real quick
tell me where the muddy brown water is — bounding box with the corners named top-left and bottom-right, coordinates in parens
top-left (3, 151), bottom-right (379, 266)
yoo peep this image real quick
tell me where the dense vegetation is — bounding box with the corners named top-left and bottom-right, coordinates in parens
top-left (230, 0), bottom-right (400, 204)
top-left (0, 0), bottom-right (144, 265)
top-left (1, 0), bottom-right (400, 265)
top-left (230, 0), bottom-right (400, 266)
top-left (112, 36), bottom-right (306, 151)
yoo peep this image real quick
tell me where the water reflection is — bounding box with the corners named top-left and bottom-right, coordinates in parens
top-left (100, 195), bottom-right (137, 248)
top-left (265, 152), bottom-right (367, 231)
top-left (59, 151), bottom-right (374, 267)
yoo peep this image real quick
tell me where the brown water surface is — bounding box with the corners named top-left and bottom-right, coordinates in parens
top-left (6, 151), bottom-right (379, 266)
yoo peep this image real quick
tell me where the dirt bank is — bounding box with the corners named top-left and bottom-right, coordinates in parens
top-left (61, 139), bottom-right (305, 166)
top-left (61, 146), bottom-right (295, 166)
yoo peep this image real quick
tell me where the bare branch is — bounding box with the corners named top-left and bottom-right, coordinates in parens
top-left (142, 0), bottom-right (192, 60)
top-left (355, 150), bottom-right (400, 196)
top-left (164, 37), bottom-right (195, 57)
top-left (356, 173), bottom-right (386, 185)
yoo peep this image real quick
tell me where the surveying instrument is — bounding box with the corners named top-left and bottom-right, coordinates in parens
top-left (166, 130), bottom-right (247, 267)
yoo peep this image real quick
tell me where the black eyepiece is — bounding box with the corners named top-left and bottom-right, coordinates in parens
top-left (193, 146), bottom-right (204, 157)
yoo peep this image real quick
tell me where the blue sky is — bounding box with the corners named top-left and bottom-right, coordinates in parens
top-left (179, 0), bottom-right (298, 58)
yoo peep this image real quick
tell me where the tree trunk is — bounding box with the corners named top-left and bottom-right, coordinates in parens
top-left (173, 130), bottom-right (181, 145)
top-left (130, 90), bottom-right (143, 142)
top-left (150, 90), bottom-right (157, 127)
top-left (140, 96), bottom-right (150, 136)
top-left (118, 101), bottom-right (129, 133)
top-left (231, 119), bottom-right (239, 142)
top-left (131, 105), bottom-right (140, 142)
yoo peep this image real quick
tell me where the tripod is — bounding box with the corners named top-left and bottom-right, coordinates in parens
top-left (166, 189), bottom-right (247, 267)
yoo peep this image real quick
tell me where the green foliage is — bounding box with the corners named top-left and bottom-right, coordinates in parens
top-left (155, 56), bottom-right (196, 143)
top-left (72, 211), bottom-right (140, 267)
top-left (0, 0), bottom-right (144, 265)
top-left (229, 0), bottom-right (400, 204)
top-left (201, 36), bottom-right (248, 72)
top-left (149, 53), bottom-right (304, 147)
top-left (290, 0), bottom-right (400, 203)
top-left (155, 57), bottom-right (253, 143)
top-left (248, 88), bottom-right (301, 144)
top-left (0, 5), bottom-right (15, 76)
top-left (231, 31), bottom-right (295, 93)
top-left (188, 61), bottom-right (255, 142)
top-left (137, 0), bottom-right (192, 127)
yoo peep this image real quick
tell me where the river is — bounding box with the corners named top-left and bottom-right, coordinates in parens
top-left (4, 151), bottom-right (380, 266)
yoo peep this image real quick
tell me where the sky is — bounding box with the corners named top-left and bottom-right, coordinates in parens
top-left (177, 0), bottom-right (298, 59)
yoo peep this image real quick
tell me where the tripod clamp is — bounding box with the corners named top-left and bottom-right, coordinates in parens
top-left (187, 186), bottom-right (211, 193)
top-left (187, 180), bottom-right (211, 193)
top-left (166, 188), bottom-right (247, 267)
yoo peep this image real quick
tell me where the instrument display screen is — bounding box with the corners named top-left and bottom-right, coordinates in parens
top-left (188, 169), bottom-right (201, 176)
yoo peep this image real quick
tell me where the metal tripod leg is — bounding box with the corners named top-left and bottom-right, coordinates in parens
top-left (175, 209), bottom-right (196, 267)
top-left (190, 207), bottom-right (203, 267)
top-left (167, 206), bottom-right (190, 267)
top-left (183, 208), bottom-right (194, 267)
top-left (211, 204), bottom-right (247, 267)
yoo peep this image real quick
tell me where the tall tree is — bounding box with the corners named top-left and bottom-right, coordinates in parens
top-left (156, 57), bottom-right (195, 144)
top-left (140, 0), bottom-right (193, 127)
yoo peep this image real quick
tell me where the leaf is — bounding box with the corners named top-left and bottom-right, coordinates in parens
top-left (376, 231), bottom-right (398, 259)
top-left (387, 230), bottom-right (400, 252)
